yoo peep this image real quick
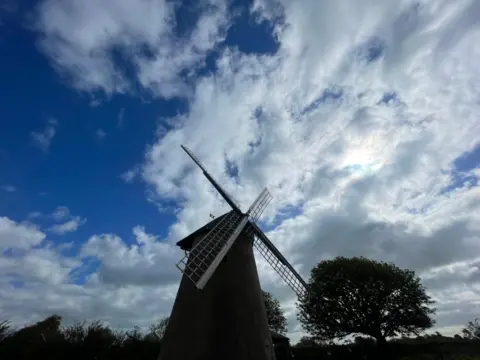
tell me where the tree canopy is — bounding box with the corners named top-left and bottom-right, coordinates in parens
top-left (462, 318), bottom-right (480, 339)
top-left (0, 315), bottom-right (165, 360)
top-left (145, 317), bottom-right (169, 342)
top-left (0, 321), bottom-right (12, 343)
top-left (297, 256), bottom-right (435, 345)
top-left (262, 290), bottom-right (288, 334)
top-left (294, 336), bottom-right (322, 348)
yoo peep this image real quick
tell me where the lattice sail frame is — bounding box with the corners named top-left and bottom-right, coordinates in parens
top-left (245, 189), bottom-right (307, 298)
top-left (176, 188), bottom-right (271, 290)
top-left (254, 237), bottom-right (306, 298)
top-left (247, 187), bottom-right (272, 222)
top-left (245, 223), bottom-right (308, 299)
top-left (176, 211), bottom-right (242, 288)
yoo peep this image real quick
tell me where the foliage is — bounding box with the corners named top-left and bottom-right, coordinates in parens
top-left (0, 320), bottom-right (12, 343)
top-left (462, 318), bottom-right (480, 339)
top-left (294, 336), bottom-right (322, 348)
top-left (124, 325), bottom-right (144, 346)
top-left (1, 313), bottom-right (480, 360)
top-left (0, 315), bottom-right (163, 360)
top-left (297, 256), bottom-right (436, 345)
top-left (62, 321), bottom-right (88, 344)
top-left (354, 336), bottom-right (376, 346)
top-left (400, 356), bottom-right (480, 360)
top-left (399, 355), bottom-right (436, 360)
top-left (262, 290), bottom-right (288, 334)
top-left (8, 314), bottom-right (63, 345)
top-left (83, 320), bottom-right (118, 348)
top-left (145, 317), bottom-right (169, 342)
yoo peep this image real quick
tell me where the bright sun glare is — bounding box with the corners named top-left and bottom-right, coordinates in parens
top-left (342, 147), bottom-right (384, 174)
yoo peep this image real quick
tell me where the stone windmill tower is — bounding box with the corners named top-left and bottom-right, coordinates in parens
top-left (158, 146), bottom-right (307, 360)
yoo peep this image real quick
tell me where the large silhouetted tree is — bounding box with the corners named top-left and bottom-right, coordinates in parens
top-left (262, 290), bottom-right (288, 334)
top-left (297, 257), bottom-right (435, 347)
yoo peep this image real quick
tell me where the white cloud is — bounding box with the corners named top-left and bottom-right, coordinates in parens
top-left (117, 108), bottom-right (125, 128)
top-left (2, 185), bottom-right (16, 192)
top-left (52, 206), bottom-right (70, 221)
top-left (48, 206), bottom-right (86, 235)
top-left (0, 224), bottom-right (178, 331)
top-left (27, 211), bottom-right (43, 219)
top-left (31, 119), bottom-right (57, 153)
top-left (0, 244), bottom-right (80, 286)
top-left (0, 217), bottom-right (45, 249)
top-left (95, 128), bottom-right (107, 140)
top-left (33, 0), bottom-right (230, 98)
top-left (49, 217), bottom-right (86, 235)
top-left (0, 0), bottom-right (16, 26)
top-left (120, 166), bottom-right (139, 183)
top-left (80, 226), bottom-right (180, 286)
top-left (22, 0), bottom-right (480, 343)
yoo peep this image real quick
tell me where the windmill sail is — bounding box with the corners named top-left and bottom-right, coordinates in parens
top-left (176, 211), bottom-right (243, 288)
top-left (196, 216), bottom-right (249, 289)
top-left (181, 145), bottom-right (242, 214)
top-left (247, 187), bottom-right (272, 222)
top-left (247, 223), bottom-right (308, 298)
top-left (178, 144), bottom-right (308, 298)
top-left (176, 188), bottom-right (274, 289)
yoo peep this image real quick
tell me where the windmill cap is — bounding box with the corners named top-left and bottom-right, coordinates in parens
top-left (176, 211), bottom-right (231, 251)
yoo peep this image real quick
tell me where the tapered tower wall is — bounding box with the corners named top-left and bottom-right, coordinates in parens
top-left (158, 232), bottom-right (274, 360)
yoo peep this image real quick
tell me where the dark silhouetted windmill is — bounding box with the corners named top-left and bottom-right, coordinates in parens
top-left (158, 146), bottom-right (307, 360)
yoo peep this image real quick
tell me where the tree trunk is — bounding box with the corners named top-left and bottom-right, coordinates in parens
top-left (374, 334), bottom-right (389, 359)
top-left (375, 335), bottom-right (386, 346)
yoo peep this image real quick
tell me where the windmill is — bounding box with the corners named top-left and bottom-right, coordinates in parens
top-left (158, 146), bottom-right (308, 360)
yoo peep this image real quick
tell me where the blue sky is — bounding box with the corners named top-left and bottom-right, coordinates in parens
top-left (1, 0), bottom-right (480, 342)
top-left (0, 0), bottom-right (278, 247)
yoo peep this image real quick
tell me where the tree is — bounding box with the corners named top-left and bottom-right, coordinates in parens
top-left (262, 290), bottom-right (288, 334)
top-left (354, 336), bottom-right (376, 347)
top-left (0, 321), bottom-right (12, 343)
top-left (83, 320), bottom-right (117, 348)
top-left (145, 317), bottom-right (169, 342)
top-left (62, 320), bottom-right (125, 347)
top-left (11, 314), bottom-right (63, 344)
top-left (62, 321), bottom-right (88, 344)
top-left (0, 315), bottom-right (64, 359)
top-left (124, 325), bottom-right (143, 346)
top-left (462, 318), bottom-right (480, 339)
top-left (297, 257), bottom-right (435, 347)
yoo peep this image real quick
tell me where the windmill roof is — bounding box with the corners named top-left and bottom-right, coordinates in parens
top-left (176, 211), bottom-right (232, 251)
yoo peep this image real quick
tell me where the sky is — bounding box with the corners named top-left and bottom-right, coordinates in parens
top-left (1, 0), bottom-right (480, 343)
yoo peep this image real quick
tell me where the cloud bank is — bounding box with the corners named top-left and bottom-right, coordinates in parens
top-left (2, 0), bottom-right (479, 343)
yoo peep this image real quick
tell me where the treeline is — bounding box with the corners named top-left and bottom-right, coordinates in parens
top-left (0, 289), bottom-right (288, 360)
top-left (0, 315), bottom-right (168, 360)
top-left (3, 257), bottom-right (480, 360)
top-left (1, 315), bottom-right (480, 360)
top-left (293, 334), bottom-right (480, 360)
